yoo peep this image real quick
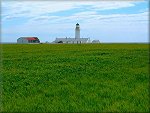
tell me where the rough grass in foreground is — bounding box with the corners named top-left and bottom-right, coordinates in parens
top-left (2, 44), bottom-right (149, 112)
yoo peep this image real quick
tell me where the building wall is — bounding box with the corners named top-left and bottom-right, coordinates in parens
top-left (75, 28), bottom-right (80, 39)
top-left (92, 40), bottom-right (100, 43)
top-left (55, 38), bottom-right (89, 44)
top-left (17, 38), bottom-right (28, 44)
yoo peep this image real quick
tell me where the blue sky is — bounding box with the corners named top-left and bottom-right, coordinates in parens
top-left (1, 0), bottom-right (149, 43)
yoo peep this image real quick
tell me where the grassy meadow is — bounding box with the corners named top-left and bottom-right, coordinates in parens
top-left (1, 43), bottom-right (149, 112)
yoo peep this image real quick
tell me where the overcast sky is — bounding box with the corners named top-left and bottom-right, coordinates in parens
top-left (1, 0), bottom-right (149, 43)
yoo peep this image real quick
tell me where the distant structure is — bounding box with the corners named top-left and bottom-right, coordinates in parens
top-left (54, 23), bottom-right (90, 44)
top-left (75, 23), bottom-right (80, 39)
top-left (92, 40), bottom-right (100, 43)
top-left (17, 37), bottom-right (40, 44)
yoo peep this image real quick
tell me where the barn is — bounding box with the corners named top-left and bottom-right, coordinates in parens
top-left (17, 37), bottom-right (40, 44)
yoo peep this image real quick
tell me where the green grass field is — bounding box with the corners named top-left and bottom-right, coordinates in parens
top-left (1, 44), bottom-right (149, 112)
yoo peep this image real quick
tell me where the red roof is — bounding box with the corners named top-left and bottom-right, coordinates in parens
top-left (26, 38), bottom-right (37, 40)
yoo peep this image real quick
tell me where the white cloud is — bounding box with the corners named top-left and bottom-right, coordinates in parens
top-left (2, 11), bottom-right (148, 33)
top-left (85, 1), bottom-right (135, 10)
top-left (2, 0), bottom-right (140, 21)
top-left (2, 1), bottom-right (78, 20)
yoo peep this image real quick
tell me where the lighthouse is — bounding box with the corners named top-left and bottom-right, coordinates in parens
top-left (75, 23), bottom-right (80, 39)
top-left (54, 23), bottom-right (90, 44)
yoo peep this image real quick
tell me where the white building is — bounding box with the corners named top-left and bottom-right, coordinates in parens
top-left (17, 37), bottom-right (40, 44)
top-left (92, 40), bottom-right (100, 43)
top-left (55, 37), bottom-right (90, 44)
top-left (54, 23), bottom-right (90, 44)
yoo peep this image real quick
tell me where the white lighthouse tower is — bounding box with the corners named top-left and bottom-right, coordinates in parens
top-left (75, 23), bottom-right (80, 39)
